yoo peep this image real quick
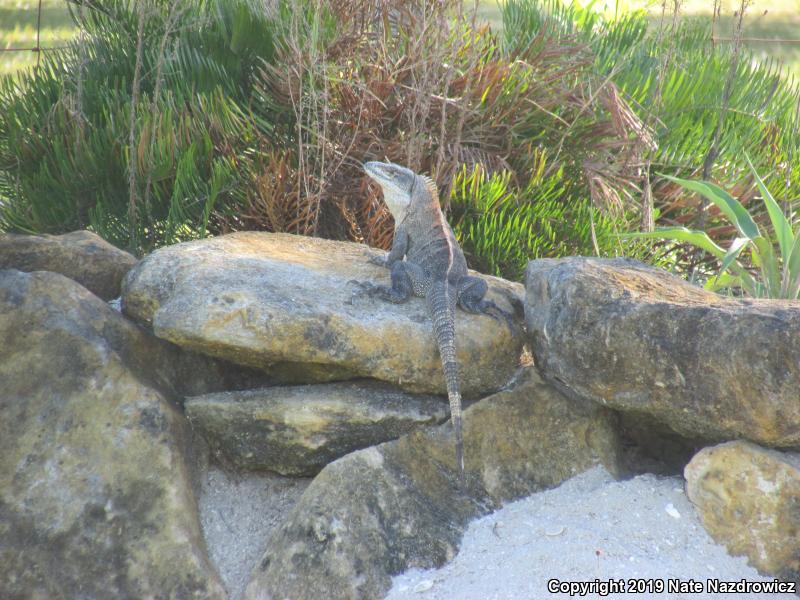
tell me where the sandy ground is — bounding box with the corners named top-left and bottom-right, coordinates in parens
top-left (386, 467), bottom-right (795, 600)
top-left (198, 465), bottom-right (795, 600)
top-left (198, 467), bottom-right (310, 600)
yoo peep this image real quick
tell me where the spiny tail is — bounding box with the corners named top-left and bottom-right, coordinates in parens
top-left (428, 280), bottom-right (464, 482)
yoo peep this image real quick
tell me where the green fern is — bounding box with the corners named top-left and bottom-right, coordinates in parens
top-left (449, 158), bottom-right (627, 281)
top-left (0, 0), bottom-right (279, 254)
top-left (502, 0), bottom-right (800, 240)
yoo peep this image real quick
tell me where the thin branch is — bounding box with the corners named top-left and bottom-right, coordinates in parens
top-left (698, 0), bottom-right (750, 228)
top-left (127, 0), bottom-right (148, 253)
top-left (143, 0), bottom-right (188, 223)
top-left (35, 0), bottom-right (43, 69)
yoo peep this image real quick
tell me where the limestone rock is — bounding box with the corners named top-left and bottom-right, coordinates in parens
top-left (685, 440), bottom-right (800, 581)
top-left (185, 381), bottom-right (448, 476)
top-left (0, 269), bottom-right (226, 599)
top-left (244, 368), bottom-right (622, 600)
top-left (122, 232), bottom-right (524, 395)
top-left (525, 257), bottom-right (800, 446)
top-left (0, 230), bottom-right (136, 300)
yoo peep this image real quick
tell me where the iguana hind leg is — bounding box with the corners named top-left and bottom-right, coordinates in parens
top-left (457, 276), bottom-right (516, 332)
top-left (350, 262), bottom-right (427, 304)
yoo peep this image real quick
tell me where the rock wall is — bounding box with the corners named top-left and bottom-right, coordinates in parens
top-left (524, 256), bottom-right (800, 583)
top-left (2, 232), bottom-right (798, 598)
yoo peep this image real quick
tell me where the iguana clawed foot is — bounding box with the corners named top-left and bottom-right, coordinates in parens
top-left (367, 253), bottom-right (389, 268)
top-left (347, 279), bottom-right (390, 304)
top-left (457, 276), bottom-right (519, 335)
top-left (483, 302), bottom-right (519, 335)
top-left (467, 298), bottom-right (518, 335)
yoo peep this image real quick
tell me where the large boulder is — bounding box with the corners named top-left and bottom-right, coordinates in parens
top-left (685, 440), bottom-right (800, 582)
top-left (0, 269), bottom-right (226, 599)
top-left (525, 257), bottom-right (800, 447)
top-left (0, 230), bottom-right (136, 300)
top-left (185, 381), bottom-right (448, 476)
top-left (122, 232), bottom-right (524, 396)
top-left (244, 368), bottom-right (622, 600)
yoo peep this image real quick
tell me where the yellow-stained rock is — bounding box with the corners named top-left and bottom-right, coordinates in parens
top-left (244, 368), bottom-right (623, 600)
top-left (0, 269), bottom-right (226, 599)
top-left (685, 440), bottom-right (800, 581)
top-left (122, 232), bottom-right (525, 396)
top-left (185, 381), bottom-right (448, 476)
top-left (0, 230), bottom-right (136, 300)
top-left (526, 257), bottom-right (800, 447)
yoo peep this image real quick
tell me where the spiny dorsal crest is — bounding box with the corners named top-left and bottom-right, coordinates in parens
top-left (419, 175), bottom-right (439, 203)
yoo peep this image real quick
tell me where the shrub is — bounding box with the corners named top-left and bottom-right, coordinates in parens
top-left (626, 156), bottom-right (800, 299)
top-left (242, 0), bottom-right (650, 261)
top-left (0, 0), bottom-right (279, 254)
top-left (0, 0), bottom-right (651, 275)
top-left (502, 0), bottom-right (800, 276)
top-left (449, 161), bottom-right (625, 280)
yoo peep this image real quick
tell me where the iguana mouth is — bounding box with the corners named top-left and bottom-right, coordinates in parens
top-left (363, 161), bottom-right (388, 181)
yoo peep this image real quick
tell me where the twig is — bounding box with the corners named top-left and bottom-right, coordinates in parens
top-left (35, 0), bottom-right (43, 69)
top-left (143, 0), bottom-right (188, 223)
top-left (698, 0), bottom-right (750, 229)
top-left (641, 0), bottom-right (682, 232)
top-left (127, 0), bottom-right (148, 253)
top-left (712, 36), bottom-right (800, 44)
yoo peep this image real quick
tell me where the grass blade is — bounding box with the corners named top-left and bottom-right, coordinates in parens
top-left (784, 231), bottom-right (800, 299)
top-left (718, 236), bottom-right (748, 276)
top-left (623, 226), bottom-right (726, 258)
top-left (752, 236), bottom-right (781, 298)
top-left (659, 174), bottom-right (760, 240)
top-left (745, 153), bottom-right (794, 261)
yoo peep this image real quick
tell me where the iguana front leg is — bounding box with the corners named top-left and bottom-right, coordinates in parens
top-left (351, 230), bottom-right (427, 303)
top-left (368, 228), bottom-right (408, 268)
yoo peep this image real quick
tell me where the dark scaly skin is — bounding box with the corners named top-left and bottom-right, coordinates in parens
top-left (352, 162), bottom-right (514, 485)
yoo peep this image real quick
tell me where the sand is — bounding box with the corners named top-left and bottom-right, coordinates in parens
top-left (198, 465), bottom-right (795, 600)
top-left (198, 467), bottom-right (310, 600)
top-left (386, 467), bottom-right (794, 600)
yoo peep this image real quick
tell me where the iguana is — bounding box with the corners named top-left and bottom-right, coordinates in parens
top-left (351, 161), bottom-right (514, 483)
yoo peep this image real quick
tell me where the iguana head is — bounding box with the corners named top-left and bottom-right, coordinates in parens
top-left (363, 161), bottom-right (416, 221)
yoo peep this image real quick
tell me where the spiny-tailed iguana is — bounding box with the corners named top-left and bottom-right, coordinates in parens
top-left (351, 161), bottom-right (514, 483)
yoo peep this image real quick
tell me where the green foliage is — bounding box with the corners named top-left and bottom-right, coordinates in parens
top-left (4, 0), bottom-right (798, 286)
top-left (1, 0), bottom-right (651, 266)
top-left (502, 0), bottom-right (800, 266)
top-left (449, 159), bottom-right (625, 280)
top-left (625, 157), bottom-right (800, 299)
top-left (0, 0), bottom-right (279, 254)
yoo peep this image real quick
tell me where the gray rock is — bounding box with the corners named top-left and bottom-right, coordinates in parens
top-left (0, 269), bottom-right (226, 599)
top-left (244, 368), bottom-right (622, 600)
top-left (122, 232), bottom-right (524, 396)
top-left (186, 381), bottom-right (448, 476)
top-left (0, 230), bottom-right (136, 300)
top-left (685, 440), bottom-right (800, 582)
top-left (525, 257), bottom-right (800, 447)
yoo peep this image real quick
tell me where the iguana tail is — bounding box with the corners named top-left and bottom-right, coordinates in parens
top-left (428, 280), bottom-right (464, 482)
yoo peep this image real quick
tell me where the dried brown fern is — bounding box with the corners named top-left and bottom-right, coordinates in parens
top-left (238, 0), bottom-right (650, 247)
